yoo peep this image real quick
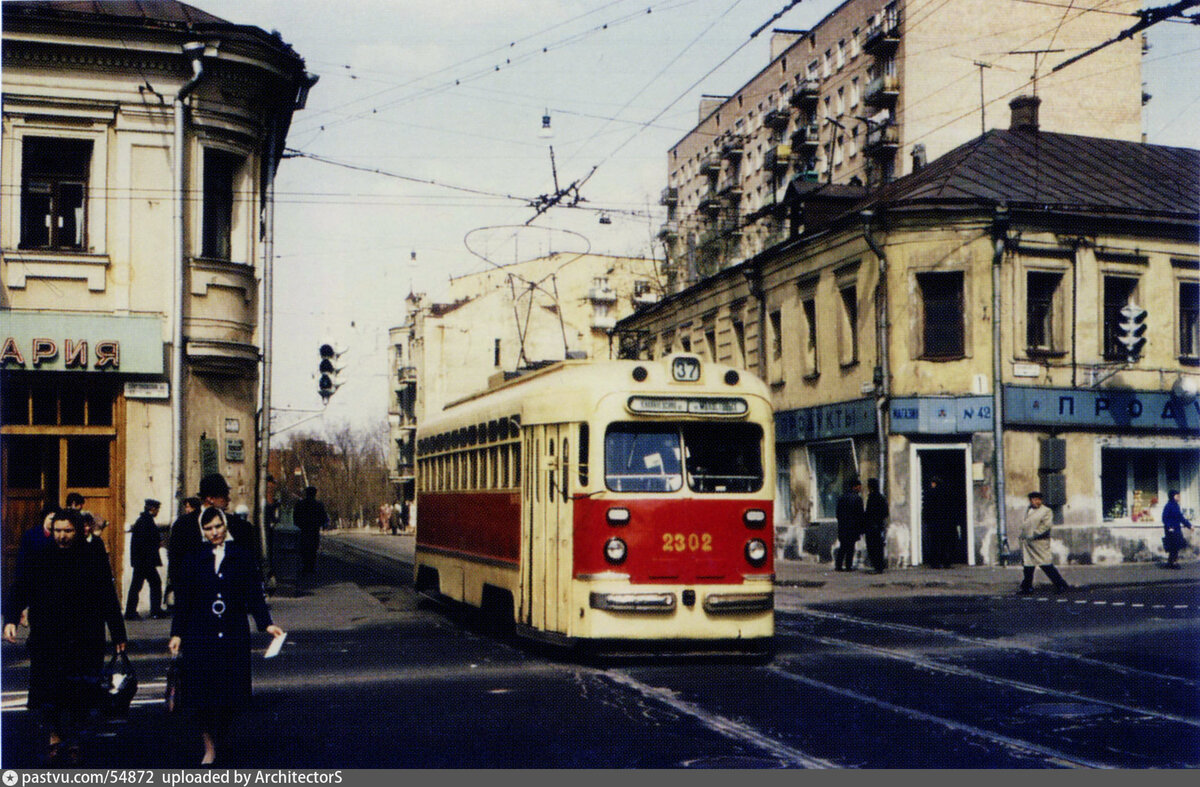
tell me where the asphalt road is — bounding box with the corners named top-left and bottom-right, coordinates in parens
top-left (3, 551), bottom-right (1197, 768)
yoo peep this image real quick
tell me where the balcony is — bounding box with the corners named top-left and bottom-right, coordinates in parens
top-left (398, 365), bottom-right (417, 382)
top-left (862, 17), bottom-right (901, 56)
top-left (719, 134), bottom-right (745, 161)
top-left (699, 154), bottom-right (721, 177)
top-left (698, 189), bottom-right (724, 215)
top-left (717, 176), bottom-right (743, 199)
top-left (660, 186), bottom-right (678, 207)
top-left (789, 79), bottom-right (820, 108)
top-left (864, 74), bottom-right (899, 106)
top-left (764, 107), bottom-right (792, 131)
top-left (657, 220), bottom-right (679, 242)
top-left (591, 314), bottom-right (617, 330)
top-left (588, 286), bottom-right (617, 303)
top-left (633, 289), bottom-right (660, 308)
top-left (764, 144), bottom-right (793, 173)
top-left (865, 122), bottom-right (899, 153)
top-left (791, 123), bottom-right (820, 149)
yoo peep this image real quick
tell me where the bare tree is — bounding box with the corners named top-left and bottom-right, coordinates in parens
top-left (275, 419), bottom-right (389, 528)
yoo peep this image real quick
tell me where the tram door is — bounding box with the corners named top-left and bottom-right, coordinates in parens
top-left (520, 424), bottom-right (573, 633)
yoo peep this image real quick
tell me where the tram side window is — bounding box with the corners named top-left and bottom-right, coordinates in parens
top-left (681, 423), bottom-right (764, 493)
top-left (578, 424), bottom-right (589, 487)
top-left (605, 425), bottom-right (683, 493)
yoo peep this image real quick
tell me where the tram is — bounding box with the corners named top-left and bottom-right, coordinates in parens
top-left (413, 354), bottom-right (775, 653)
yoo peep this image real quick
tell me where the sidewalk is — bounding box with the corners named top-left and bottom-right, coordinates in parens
top-left (321, 527), bottom-right (1200, 602)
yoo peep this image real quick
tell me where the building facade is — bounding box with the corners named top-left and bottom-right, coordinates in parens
top-left (623, 100), bottom-right (1198, 567)
top-left (660, 0), bottom-right (1144, 288)
top-left (387, 253), bottom-right (661, 502)
top-left (1, 1), bottom-right (313, 588)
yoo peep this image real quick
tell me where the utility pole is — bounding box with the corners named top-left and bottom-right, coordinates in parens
top-left (973, 61), bottom-right (993, 135)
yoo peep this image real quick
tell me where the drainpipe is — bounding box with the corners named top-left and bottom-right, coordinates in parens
top-left (171, 42), bottom-right (206, 521)
top-left (861, 211), bottom-right (890, 500)
top-left (256, 151), bottom-right (277, 576)
top-left (991, 206), bottom-right (1011, 565)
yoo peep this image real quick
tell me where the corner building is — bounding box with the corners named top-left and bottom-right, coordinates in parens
top-left (659, 0), bottom-right (1144, 289)
top-left (621, 101), bottom-right (1199, 567)
top-left (1, 2), bottom-right (313, 588)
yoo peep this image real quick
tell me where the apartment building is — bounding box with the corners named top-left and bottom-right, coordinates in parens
top-left (1, 1), bottom-right (314, 587)
top-left (386, 253), bottom-right (661, 502)
top-left (660, 0), bottom-right (1144, 289)
top-left (624, 99), bottom-right (1199, 567)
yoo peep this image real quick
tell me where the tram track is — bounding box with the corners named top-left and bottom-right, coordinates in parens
top-left (781, 605), bottom-right (1200, 689)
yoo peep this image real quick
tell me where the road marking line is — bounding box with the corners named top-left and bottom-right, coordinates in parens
top-left (1153, 604), bottom-right (1166, 609)
top-left (1093, 601), bottom-right (1107, 605)
top-left (1112, 602), bottom-right (1126, 606)
top-left (1174, 605), bottom-right (1189, 609)
top-left (1131, 603), bottom-right (1144, 608)
top-left (603, 671), bottom-right (835, 769)
top-left (1055, 599), bottom-right (1068, 603)
top-left (785, 608), bottom-right (1200, 688)
top-left (1074, 600), bottom-right (1088, 604)
top-left (778, 629), bottom-right (1200, 731)
top-left (767, 665), bottom-right (1113, 769)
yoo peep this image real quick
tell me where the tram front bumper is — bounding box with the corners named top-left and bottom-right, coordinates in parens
top-left (702, 591), bottom-right (774, 613)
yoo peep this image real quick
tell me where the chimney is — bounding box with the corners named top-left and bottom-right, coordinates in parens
top-left (910, 143), bottom-right (927, 171)
top-left (1009, 95), bottom-right (1041, 131)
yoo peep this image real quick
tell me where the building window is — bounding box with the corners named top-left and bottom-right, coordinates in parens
top-left (850, 77), bottom-right (860, 108)
top-left (680, 334), bottom-right (692, 353)
top-left (807, 60), bottom-right (819, 80)
top-left (802, 296), bottom-right (819, 376)
top-left (705, 326), bottom-right (717, 361)
top-left (494, 338), bottom-right (502, 367)
top-left (1103, 275), bottom-right (1139, 360)
top-left (20, 137), bottom-right (91, 251)
top-left (837, 86), bottom-right (845, 116)
top-left (202, 149), bottom-right (242, 260)
top-left (851, 29), bottom-right (860, 58)
top-left (823, 50), bottom-right (832, 78)
top-left (1102, 448), bottom-right (1197, 522)
top-left (770, 310), bottom-right (783, 361)
top-left (808, 440), bottom-right (857, 520)
top-left (1026, 271), bottom-right (1064, 353)
top-left (732, 318), bottom-right (747, 367)
top-left (1180, 281), bottom-right (1199, 359)
top-left (837, 39), bottom-right (845, 70)
top-left (839, 284), bottom-right (858, 365)
top-left (917, 271), bottom-right (965, 359)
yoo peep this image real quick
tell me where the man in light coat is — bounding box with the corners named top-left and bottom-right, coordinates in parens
top-left (1019, 491), bottom-right (1070, 594)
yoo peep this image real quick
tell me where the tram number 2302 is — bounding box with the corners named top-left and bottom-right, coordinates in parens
top-left (662, 532), bottom-right (713, 552)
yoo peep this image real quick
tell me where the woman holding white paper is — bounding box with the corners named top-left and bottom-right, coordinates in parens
top-left (169, 506), bottom-right (283, 765)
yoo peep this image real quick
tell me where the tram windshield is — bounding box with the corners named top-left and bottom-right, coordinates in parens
top-left (604, 422), bottom-right (763, 493)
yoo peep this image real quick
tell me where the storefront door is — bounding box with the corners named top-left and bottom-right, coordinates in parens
top-left (911, 444), bottom-right (974, 567)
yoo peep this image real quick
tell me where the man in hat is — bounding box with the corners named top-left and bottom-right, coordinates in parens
top-left (293, 486), bottom-right (329, 574)
top-left (126, 499), bottom-right (165, 619)
top-left (1019, 491), bottom-right (1071, 593)
top-left (168, 474), bottom-right (259, 592)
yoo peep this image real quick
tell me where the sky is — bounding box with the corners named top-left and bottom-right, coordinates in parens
top-left (183, 0), bottom-right (1200, 437)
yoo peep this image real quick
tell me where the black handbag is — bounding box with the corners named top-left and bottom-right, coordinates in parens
top-left (164, 657), bottom-right (181, 714)
top-left (103, 650), bottom-right (138, 716)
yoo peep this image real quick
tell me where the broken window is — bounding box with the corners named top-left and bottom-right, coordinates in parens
top-left (1026, 271), bottom-right (1064, 353)
top-left (20, 137), bottom-right (91, 250)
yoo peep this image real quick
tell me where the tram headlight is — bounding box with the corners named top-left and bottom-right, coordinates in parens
top-left (743, 509), bottom-right (767, 528)
top-left (606, 507), bottom-right (631, 526)
top-left (604, 537), bottom-right (628, 565)
top-left (744, 538), bottom-right (768, 566)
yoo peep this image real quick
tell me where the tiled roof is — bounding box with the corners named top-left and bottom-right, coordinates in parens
top-left (3, 1), bottom-right (228, 27)
top-left (864, 128), bottom-right (1199, 220)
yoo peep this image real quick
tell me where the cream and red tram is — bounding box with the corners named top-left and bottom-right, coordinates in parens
top-left (414, 354), bottom-right (775, 653)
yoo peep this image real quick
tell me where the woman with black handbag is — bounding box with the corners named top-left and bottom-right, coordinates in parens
top-left (3, 509), bottom-right (127, 766)
top-left (168, 506), bottom-right (283, 766)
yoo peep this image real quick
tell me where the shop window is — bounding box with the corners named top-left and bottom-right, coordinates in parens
top-left (808, 440), bottom-right (857, 520)
top-left (802, 297), bottom-right (819, 376)
top-left (917, 271), bottom-right (964, 359)
top-left (1102, 448), bottom-right (1198, 522)
top-left (3, 436), bottom-right (45, 488)
top-left (20, 137), bottom-right (91, 251)
top-left (838, 284), bottom-right (858, 365)
top-left (1180, 281), bottom-right (1199, 359)
top-left (201, 149), bottom-right (242, 260)
top-left (1103, 275), bottom-right (1139, 360)
top-left (1027, 271), bottom-right (1065, 353)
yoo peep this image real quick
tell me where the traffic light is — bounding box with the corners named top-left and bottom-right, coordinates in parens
top-left (1117, 303), bottom-right (1147, 362)
top-left (318, 343), bottom-right (343, 403)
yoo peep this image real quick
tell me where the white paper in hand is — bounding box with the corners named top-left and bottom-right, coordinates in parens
top-left (264, 632), bottom-right (287, 659)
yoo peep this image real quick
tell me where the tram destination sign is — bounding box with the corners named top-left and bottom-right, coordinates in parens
top-left (1003, 385), bottom-right (1200, 431)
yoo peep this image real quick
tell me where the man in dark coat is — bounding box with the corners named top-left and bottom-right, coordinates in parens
top-left (293, 486), bottom-right (329, 574)
top-left (4, 509), bottom-right (126, 765)
top-left (835, 478), bottom-right (865, 571)
top-left (125, 499), bottom-right (164, 619)
top-left (923, 476), bottom-right (955, 568)
top-left (863, 478), bottom-right (888, 574)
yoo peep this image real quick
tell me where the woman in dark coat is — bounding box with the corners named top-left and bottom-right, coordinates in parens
top-left (1162, 489), bottom-right (1194, 569)
top-left (168, 506), bottom-right (283, 765)
top-left (3, 509), bottom-right (126, 765)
